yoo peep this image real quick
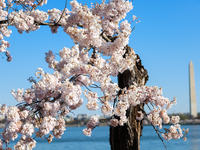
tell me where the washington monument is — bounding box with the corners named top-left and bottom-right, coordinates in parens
top-left (189, 61), bottom-right (197, 118)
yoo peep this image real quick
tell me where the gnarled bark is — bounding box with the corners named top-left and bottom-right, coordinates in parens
top-left (110, 45), bottom-right (148, 150)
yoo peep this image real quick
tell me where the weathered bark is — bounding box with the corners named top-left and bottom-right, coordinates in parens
top-left (110, 45), bottom-right (149, 150)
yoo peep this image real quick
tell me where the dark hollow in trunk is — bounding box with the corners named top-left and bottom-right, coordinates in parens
top-left (109, 45), bottom-right (149, 150)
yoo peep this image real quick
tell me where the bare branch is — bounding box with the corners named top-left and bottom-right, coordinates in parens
top-left (74, 79), bottom-right (92, 91)
top-left (143, 110), bottom-right (167, 149)
top-left (56, 0), bottom-right (67, 24)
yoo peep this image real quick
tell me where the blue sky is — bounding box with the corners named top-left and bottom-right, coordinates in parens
top-left (0, 0), bottom-right (199, 116)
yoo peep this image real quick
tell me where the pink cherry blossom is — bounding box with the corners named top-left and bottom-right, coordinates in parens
top-left (0, 0), bottom-right (188, 148)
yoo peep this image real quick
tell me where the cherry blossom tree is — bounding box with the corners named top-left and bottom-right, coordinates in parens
top-left (0, 0), bottom-right (188, 150)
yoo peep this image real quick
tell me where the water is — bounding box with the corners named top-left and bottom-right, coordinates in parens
top-left (140, 125), bottom-right (200, 150)
top-left (1, 125), bottom-right (199, 150)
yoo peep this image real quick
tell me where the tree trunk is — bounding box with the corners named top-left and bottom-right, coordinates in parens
top-left (110, 45), bottom-right (149, 150)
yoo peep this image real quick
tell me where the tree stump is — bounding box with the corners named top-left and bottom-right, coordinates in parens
top-left (110, 45), bottom-right (149, 150)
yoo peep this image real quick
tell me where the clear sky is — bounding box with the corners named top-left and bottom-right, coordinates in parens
top-left (0, 0), bottom-right (199, 116)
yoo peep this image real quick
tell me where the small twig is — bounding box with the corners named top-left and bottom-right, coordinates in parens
top-left (126, 26), bottom-right (135, 38)
top-left (27, 76), bottom-right (37, 84)
top-left (69, 74), bottom-right (81, 82)
top-left (74, 79), bottom-right (92, 91)
top-left (151, 123), bottom-right (167, 149)
top-left (34, 0), bottom-right (44, 10)
top-left (143, 110), bottom-right (167, 149)
top-left (101, 32), bottom-right (111, 42)
top-left (84, 45), bottom-right (92, 52)
top-left (89, 84), bottom-right (101, 88)
top-left (34, 21), bottom-right (62, 26)
top-left (113, 97), bottom-right (117, 108)
top-left (146, 103), bottom-right (152, 111)
top-left (69, 111), bottom-right (75, 116)
top-left (56, 0), bottom-right (67, 24)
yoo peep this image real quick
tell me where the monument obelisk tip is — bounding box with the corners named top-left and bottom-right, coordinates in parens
top-left (189, 61), bottom-right (197, 118)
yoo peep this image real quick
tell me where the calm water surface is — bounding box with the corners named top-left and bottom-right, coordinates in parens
top-left (1, 125), bottom-right (199, 150)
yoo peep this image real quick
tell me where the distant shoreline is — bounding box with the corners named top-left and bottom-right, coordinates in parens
top-left (0, 121), bottom-right (200, 129)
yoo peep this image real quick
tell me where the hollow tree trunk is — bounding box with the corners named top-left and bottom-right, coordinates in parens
top-left (110, 45), bottom-right (149, 150)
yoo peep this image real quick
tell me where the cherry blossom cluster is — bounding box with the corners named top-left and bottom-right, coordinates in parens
top-left (0, 5), bottom-right (12, 59)
top-left (12, 0), bottom-right (48, 7)
top-left (0, 0), bottom-right (134, 61)
top-left (118, 85), bottom-right (187, 141)
top-left (0, 0), bottom-right (49, 61)
top-left (0, 0), bottom-right (188, 149)
top-left (1, 58), bottom-right (187, 149)
top-left (0, 105), bottom-right (36, 149)
top-left (83, 116), bottom-right (99, 137)
top-left (162, 124), bottom-right (183, 140)
top-left (84, 91), bottom-right (99, 111)
top-left (63, 1), bottom-right (102, 48)
top-left (91, 0), bottom-right (133, 36)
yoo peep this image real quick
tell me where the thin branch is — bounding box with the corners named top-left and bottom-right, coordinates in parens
top-left (151, 122), bottom-right (167, 149)
top-left (89, 84), bottom-right (101, 88)
top-left (0, 20), bottom-right (63, 26)
top-left (97, 97), bottom-right (104, 103)
top-left (146, 103), bottom-right (152, 111)
top-left (16, 93), bottom-right (62, 109)
top-left (34, 0), bottom-right (44, 10)
top-left (84, 45), bottom-right (92, 52)
top-left (74, 79), bottom-right (92, 91)
top-left (101, 32), bottom-right (111, 42)
top-left (34, 21), bottom-right (62, 26)
top-left (126, 26), bottom-right (135, 38)
top-left (0, 20), bottom-right (8, 24)
top-left (56, 0), bottom-right (67, 24)
top-left (27, 76), bottom-right (37, 84)
top-left (143, 110), bottom-right (167, 149)
top-left (69, 74), bottom-right (81, 82)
